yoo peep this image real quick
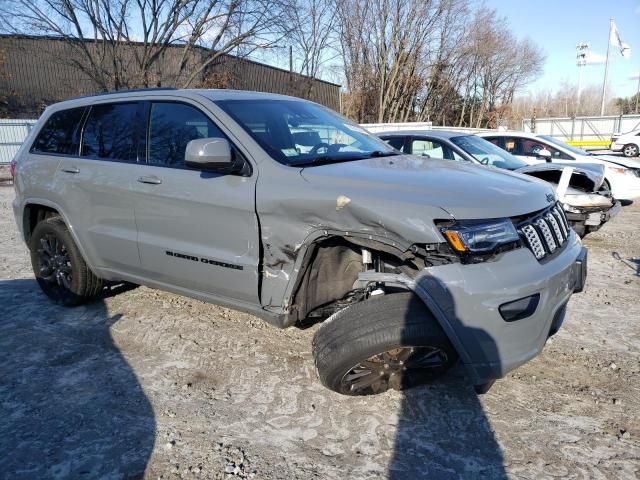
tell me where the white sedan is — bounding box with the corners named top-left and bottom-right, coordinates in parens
top-left (478, 131), bottom-right (640, 200)
top-left (610, 130), bottom-right (640, 157)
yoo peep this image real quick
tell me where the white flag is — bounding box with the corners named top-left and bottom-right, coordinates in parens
top-left (610, 21), bottom-right (631, 59)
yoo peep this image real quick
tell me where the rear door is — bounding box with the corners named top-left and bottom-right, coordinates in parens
top-left (133, 99), bottom-right (260, 303)
top-left (54, 101), bottom-right (146, 272)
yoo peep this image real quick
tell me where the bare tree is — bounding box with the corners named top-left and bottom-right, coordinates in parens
top-left (288, 0), bottom-right (338, 79)
top-left (2, 0), bottom-right (292, 91)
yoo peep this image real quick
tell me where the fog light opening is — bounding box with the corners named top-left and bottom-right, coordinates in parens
top-left (499, 294), bottom-right (540, 322)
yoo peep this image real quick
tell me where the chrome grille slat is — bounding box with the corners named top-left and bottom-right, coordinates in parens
top-left (546, 213), bottom-right (564, 243)
top-left (521, 225), bottom-right (545, 259)
top-left (517, 202), bottom-right (571, 261)
top-left (551, 207), bottom-right (568, 239)
top-left (535, 218), bottom-right (557, 252)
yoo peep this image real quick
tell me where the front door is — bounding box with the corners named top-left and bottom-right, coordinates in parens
top-left (133, 100), bottom-right (260, 304)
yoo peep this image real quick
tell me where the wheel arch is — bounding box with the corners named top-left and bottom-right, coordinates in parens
top-left (21, 198), bottom-right (97, 272)
top-left (281, 232), bottom-right (477, 381)
top-left (280, 233), bottom-right (418, 326)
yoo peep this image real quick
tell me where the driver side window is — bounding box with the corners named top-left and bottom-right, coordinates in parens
top-left (520, 139), bottom-right (571, 160)
top-left (411, 139), bottom-right (445, 158)
top-left (520, 139), bottom-right (548, 157)
top-left (148, 102), bottom-right (226, 167)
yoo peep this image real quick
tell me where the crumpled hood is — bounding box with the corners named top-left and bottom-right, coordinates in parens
top-left (517, 162), bottom-right (606, 191)
top-left (592, 154), bottom-right (640, 169)
top-left (300, 155), bottom-right (556, 219)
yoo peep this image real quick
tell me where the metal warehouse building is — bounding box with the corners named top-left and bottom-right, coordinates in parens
top-left (0, 35), bottom-right (341, 118)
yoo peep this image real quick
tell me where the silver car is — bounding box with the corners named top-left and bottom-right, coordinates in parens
top-left (12, 89), bottom-right (587, 395)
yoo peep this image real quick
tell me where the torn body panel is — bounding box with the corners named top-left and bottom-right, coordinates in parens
top-left (516, 163), bottom-right (619, 236)
top-left (255, 155), bottom-right (555, 325)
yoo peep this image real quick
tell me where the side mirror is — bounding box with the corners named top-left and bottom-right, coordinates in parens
top-left (537, 148), bottom-right (552, 162)
top-left (185, 137), bottom-right (233, 171)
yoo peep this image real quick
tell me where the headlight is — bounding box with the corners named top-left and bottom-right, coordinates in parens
top-left (440, 218), bottom-right (519, 254)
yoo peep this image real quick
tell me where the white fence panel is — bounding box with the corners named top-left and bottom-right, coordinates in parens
top-left (361, 122), bottom-right (497, 134)
top-left (0, 119), bottom-right (37, 164)
top-left (522, 115), bottom-right (640, 145)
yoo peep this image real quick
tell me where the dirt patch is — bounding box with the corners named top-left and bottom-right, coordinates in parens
top-left (0, 165), bottom-right (12, 185)
top-left (0, 185), bottom-right (638, 479)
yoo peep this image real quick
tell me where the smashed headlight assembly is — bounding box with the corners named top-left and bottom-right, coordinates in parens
top-left (439, 218), bottom-right (520, 255)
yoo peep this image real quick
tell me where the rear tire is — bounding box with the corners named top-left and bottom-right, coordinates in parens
top-left (29, 216), bottom-right (103, 306)
top-left (312, 292), bottom-right (458, 395)
top-left (622, 144), bottom-right (639, 157)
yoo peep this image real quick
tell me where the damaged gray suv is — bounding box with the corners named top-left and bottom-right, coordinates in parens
top-left (12, 89), bottom-right (587, 395)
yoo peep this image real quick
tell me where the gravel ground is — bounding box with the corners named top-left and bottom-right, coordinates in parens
top-left (0, 184), bottom-right (639, 479)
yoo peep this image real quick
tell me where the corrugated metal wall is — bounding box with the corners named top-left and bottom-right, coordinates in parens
top-left (0, 35), bottom-right (341, 117)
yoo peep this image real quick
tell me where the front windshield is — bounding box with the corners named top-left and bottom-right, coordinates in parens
top-left (450, 135), bottom-right (527, 170)
top-left (539, 135), bottom-right (588, 156)
top-left (215, 99), bottom-right (396, 166)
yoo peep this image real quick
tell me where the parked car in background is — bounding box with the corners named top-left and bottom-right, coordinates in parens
top-left (610, 129), bottom-right (640, 157)
top-left (476, 131), bottom-right (640, 201)
top-left (12, 89), bottom-right (588, 396)
top-left (377, 130), bottom-right (620, 237)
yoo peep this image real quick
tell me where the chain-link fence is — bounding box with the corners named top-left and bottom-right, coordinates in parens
top-left (0, 119), bottom-right (36, 164)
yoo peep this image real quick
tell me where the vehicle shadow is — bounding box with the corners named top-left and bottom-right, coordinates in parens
top-left (628, 258), bottom-right (640, 277)
top-left (388, 277), bottom-right (507, 479)
top-left (0, 279), bottom-right (155, 479)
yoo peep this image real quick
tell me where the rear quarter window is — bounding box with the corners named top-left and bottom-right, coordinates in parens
top-left (30, 107), bottom-right (86, 155)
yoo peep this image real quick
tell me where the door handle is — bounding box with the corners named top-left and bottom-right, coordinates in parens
top-left (61, 166), bottom-right (80, 174)
top-left (137, 175), bottom-right (162, 185)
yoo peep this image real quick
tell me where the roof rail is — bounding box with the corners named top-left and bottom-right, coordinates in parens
top-left (77, 87), bottom-right (178, 99)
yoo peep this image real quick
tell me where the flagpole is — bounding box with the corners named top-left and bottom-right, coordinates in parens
top-left (600, 18), bottom-right (613, 116)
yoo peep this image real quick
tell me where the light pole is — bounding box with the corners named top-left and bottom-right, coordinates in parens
top-left (576, 43), bottom-right (589, 114)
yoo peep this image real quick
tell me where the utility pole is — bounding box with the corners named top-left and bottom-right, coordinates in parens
top-left (289, 46), bottom-right (293, 73)
top-left (600, 19), bottom-right (613, 116)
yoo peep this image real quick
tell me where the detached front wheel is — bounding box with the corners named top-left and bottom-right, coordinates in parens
top-left (312, 292), bottom-right (458, 395)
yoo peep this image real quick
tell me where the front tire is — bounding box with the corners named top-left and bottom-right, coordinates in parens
top-left (29, 216), bottom-right (103, 306)
top-left (623, 144), bottom-right (639, 157)
top-left (312, 292), bottom-right (458, 395)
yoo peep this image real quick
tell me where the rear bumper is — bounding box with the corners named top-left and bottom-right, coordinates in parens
top-left (413, 234), bottom-right (585, 385)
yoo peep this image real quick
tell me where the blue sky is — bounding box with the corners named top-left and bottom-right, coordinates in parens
top-left (486, 0), bottom-right (640, 98)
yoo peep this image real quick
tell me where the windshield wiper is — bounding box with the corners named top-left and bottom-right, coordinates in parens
top-left (292, 155), bottom-right (359, 167)
top-left (368, 150), bottom-right (400, 158)
top-left (292, 150), bottom-right (399, 168)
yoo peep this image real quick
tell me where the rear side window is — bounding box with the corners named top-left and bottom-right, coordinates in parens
top-left (382, 137), bottom-right (406, 152)
top-left (148, 102), bottom-right (225, 167)
top-left (81, 103), bottom-right (139, 161)
top-left (31, 107), bottom-right (85, 155)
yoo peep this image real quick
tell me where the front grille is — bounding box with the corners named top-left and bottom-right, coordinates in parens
top-left (517, 203), bottom-right (571, 260)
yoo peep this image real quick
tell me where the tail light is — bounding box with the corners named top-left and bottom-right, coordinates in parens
top-left (10, 158), bottom-right (17, 179)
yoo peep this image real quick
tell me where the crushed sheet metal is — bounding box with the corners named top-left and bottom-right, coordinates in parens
top-left (556, 167), bottom-right (574, 202)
